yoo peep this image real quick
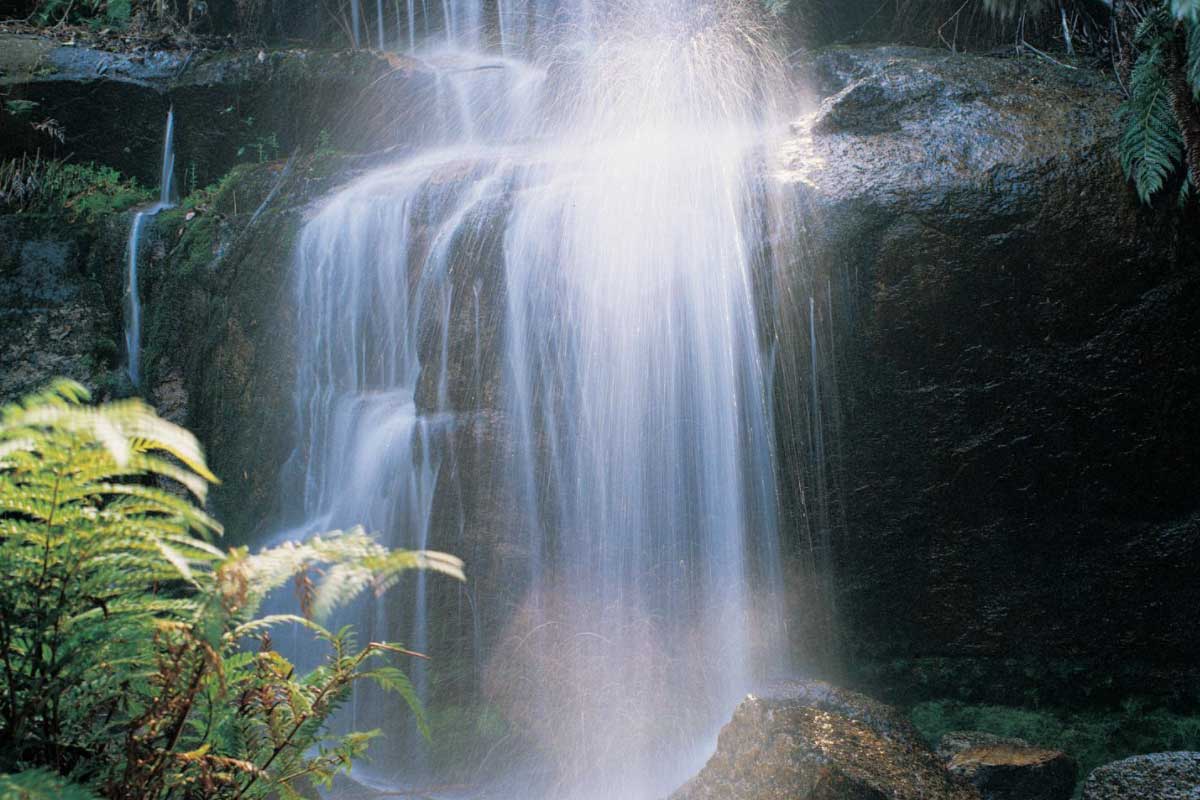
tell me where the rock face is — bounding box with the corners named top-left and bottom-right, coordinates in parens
top-left (1082, 752), bottom-right (1200, 800)
top-left (669, 680), bottom-right (979, 800)
top-left (937, 732), bottom-right (1076, 800)
top-left (0, 215), bottom-right (126, 403)
top-left (0, 34), bottom-right (437, 187)
top-left (774, 47), bottom-right (1200, 698)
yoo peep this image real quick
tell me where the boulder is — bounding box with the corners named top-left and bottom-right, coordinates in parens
top-left (1082, 752), bottom-right (1200, 800)
top-left (936, 732), bottom-right (1033, 763)
top-left (669, 680), bottom-right (979, 800)
top-left (937, 732), bottom-right (1075, 800)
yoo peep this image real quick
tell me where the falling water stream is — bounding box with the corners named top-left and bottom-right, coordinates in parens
top-left (285, 2), bottom-right (796, 797)
top-left (125, 107), bottom-right (175, 388)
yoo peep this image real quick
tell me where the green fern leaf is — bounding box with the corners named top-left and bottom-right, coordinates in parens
top-left (1186, 19), bottom-right (1200, 100)
top-left (0, 770), bottom-right (100, 800)
top-left (1119, 41), bottom-right (1186, 204)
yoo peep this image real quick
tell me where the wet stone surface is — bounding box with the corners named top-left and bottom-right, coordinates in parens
top-left (938, 732), bottom-right (1076, 800)
top-left (1082, 752), bottom-right (1200, 800)
top-left (669, 680), bottom-right (979, 800)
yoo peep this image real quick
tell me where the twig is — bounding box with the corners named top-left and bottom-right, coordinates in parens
top-left (1021, 37), bottom-right (1079, 69)
top-left (1060, 1), bottom-right (1075, 55)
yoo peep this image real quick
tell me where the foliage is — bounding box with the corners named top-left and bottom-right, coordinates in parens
top-left (0, 380), bottom-right (464, 799)
top-left (1119, 11), bottom-right (1186, 203)
top-left (27, 0), bottom-right (134, 27)
top-left (0, 768), bottom-right (102, 799)
top-left (3, 101), bottom-right (40, 120)
top-left (911, 699), bottom-right (1200, 793)
top-left (0, 157), bottom-right (151, 222)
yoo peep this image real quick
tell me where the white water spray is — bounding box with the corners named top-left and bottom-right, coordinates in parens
top-left (285, 2), bottom-right (794, 796)
top-left (125, 106), bottom-right (175, 389)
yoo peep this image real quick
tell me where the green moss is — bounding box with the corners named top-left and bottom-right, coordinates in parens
top-left (847, 655), bottom-right (1199, 710)
top-left (91, 336), bottom-right (119, 369)
top-left (910, 699), bottom-right (1200, 795)
top-left (0, 159), bottom-right (152, 222)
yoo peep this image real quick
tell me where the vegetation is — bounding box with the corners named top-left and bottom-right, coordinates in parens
top-left (0, 157), bottom-right (151, 222)
top-left (21, 0), bottom-right (131, 28)
top-left (1117, 2), bottom-right (1200, 203)
top-left (911, 699), bottom-right (1200, 794)
top-left (767, 0), bottom-right (1200, 205)
top-left (0, 380), bottom-right (464, 798)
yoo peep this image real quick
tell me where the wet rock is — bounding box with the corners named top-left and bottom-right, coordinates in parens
top-left (937, 732), bottom-right (1076, 800)
top-left (0, 33), bottom-right (438, 186)
top-left (1082, 752), bottom-right (1200, 800)
top-left (937, 732), bottom-right (1034, 762)
top-left (811, 66), bottom-right (945, 135)
top-left (777, 46), bottom-right (1200, 697)
top-left (0, 216), bottom-right (117, 402)
top-left (669, 680), bottom-right (979, 800)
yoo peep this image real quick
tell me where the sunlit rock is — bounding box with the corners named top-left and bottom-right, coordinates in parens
top-left (938, 731), bottom-right (1075, 800)
top-left (670, 680), bottom-right (979, 800)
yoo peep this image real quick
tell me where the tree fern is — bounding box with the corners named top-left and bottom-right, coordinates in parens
top-left (0, 381), bottom-right (464, 798)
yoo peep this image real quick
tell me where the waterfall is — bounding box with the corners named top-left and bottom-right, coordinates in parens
top-left (284, 1), bottom-right (794, 796)
top-left (125, 106), bottom-right (175, 389)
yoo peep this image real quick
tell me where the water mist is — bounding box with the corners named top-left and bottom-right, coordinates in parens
top-left (283, 2), bottom-right (796, 796)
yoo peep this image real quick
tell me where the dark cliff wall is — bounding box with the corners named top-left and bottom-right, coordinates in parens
top-left (777, 47), bottom-right (1200, 705)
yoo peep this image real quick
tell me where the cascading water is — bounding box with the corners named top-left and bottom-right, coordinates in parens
top-left (125, 106), bottom-right (175, 388)
top-left (284, 2), bottom-right (795, 796)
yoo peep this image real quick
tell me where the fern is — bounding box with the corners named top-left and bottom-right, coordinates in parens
top-left (0, 381), bottom-right (464, 798)
top-left (0, 769), bottom-right (100, 800)
top-left (1119, 12), bottom-right (1187, 204)
top-left (1186, 18), bottom-right (1200, 99)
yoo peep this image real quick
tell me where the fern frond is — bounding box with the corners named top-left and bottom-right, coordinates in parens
top-left (1120, 39), bottom-right (1186, 203)
top-left (360, 664), bottom-right (430, 739)
top-left (233, 528), bottom-right (461, 621)
top-left (228, 614), bottom-right (331, 642)
top-left (1185, 19), bottom-right (1200, 100)
top-left (1136, 7), bottom-right (1175, 45)
top-left (0, 382), bottom-right (464, 799)
top-left (0, 770), bottom-right (101, 800)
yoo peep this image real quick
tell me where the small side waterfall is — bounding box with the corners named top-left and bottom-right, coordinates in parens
top-left (125, 107), bottom-right (175, 389)
top-left (283, 2), bottom-right (797, 796)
